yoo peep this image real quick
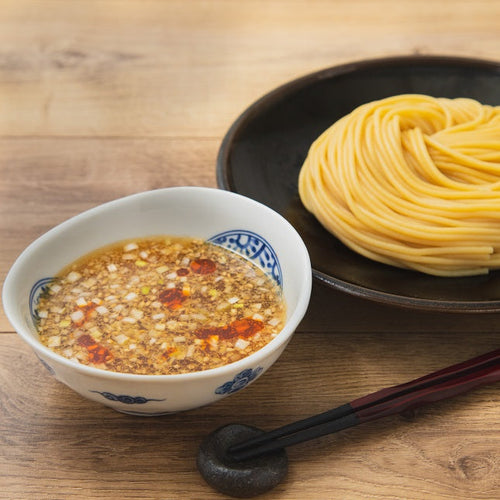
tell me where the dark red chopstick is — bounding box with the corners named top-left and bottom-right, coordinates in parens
top-left (228, 348), bottom-right (500, 462)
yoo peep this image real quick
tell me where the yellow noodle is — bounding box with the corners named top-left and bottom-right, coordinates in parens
top-left (298, 94), bottom-right (500, 276)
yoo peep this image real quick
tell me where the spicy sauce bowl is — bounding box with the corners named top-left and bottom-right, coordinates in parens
top-left (3, 187), bottom-right (312, 415)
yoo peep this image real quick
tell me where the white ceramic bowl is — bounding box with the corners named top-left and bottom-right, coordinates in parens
top-left (3, 187), bottom-right (311, 415)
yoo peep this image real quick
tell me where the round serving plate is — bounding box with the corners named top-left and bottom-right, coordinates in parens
top-left (217, 55), bottom-right (500, 312)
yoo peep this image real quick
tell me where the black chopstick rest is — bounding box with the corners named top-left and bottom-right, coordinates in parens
top-left (197, 424), bottom-right (288, 498)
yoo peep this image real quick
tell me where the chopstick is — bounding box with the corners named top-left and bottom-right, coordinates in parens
top-left (228, 348), bottom-right (500, 462)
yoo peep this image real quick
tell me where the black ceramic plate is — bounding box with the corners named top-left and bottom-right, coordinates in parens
top-left (217, 55), bottom-right (500, 312)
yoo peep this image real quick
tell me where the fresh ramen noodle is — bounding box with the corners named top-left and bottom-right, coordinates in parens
top-left (36, 237), bottom-right (286, 375)
top-left (298, 94), bottom-right (500, 276)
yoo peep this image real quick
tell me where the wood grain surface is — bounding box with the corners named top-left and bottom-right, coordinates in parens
top-left (1, 1), bottom-right (499, 499)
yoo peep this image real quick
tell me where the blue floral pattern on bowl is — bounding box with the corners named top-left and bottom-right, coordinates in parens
top-left (29, 277), bottom-right (56, 326)
top-left (208, 230), bottom-right (282, 287)
top-left (90, 391), bottom-right (166, 405)
top-left (215, 367), bottom-right (264, 395)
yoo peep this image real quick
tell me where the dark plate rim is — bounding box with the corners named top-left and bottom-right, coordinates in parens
top-left (217, 55), bottom-right (500, 313)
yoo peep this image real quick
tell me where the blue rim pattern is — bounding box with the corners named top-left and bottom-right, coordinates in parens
top-left (208, 230), bottom-right (282, 287)
top-left (215, 367), bottom-right (264, 395)
top-left (29, 277), bottom-right (55, 326)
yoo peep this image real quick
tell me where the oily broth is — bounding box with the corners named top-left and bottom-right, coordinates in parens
top-left (36, 236), bottom-right (286, 375)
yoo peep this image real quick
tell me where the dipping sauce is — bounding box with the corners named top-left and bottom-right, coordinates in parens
top-left (36, 237), bottom-right (286, 375)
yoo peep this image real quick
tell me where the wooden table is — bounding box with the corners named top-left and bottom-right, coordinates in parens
top-left (1, 1), bottom-right (499, 498)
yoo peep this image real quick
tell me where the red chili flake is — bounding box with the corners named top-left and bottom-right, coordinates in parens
top-left (87, 345), bottom-right (113, 364)
top-left (77, 334), bottom-right (113, 364)
top-left (194, 317), bottom-right (264, 341)
top-left (190, 258), bottom-right (216, 275)
top-left (159, 288), bottom-right (187, 310)
top-left (161, 346), bottom-right (178, 360)
top-left (177, 268), bottom-right (189, 276)
top-left (231, 318), bottom-right (264, 338)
